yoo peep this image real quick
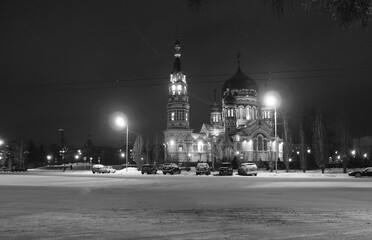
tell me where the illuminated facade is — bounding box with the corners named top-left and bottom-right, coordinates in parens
top-left (164, 41), bottom-right (283, 164)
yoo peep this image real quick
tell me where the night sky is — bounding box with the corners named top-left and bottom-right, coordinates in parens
top-left (1, 0), bottom-right (372, 148)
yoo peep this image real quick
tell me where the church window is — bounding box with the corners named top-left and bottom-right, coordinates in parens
top-left (171, 85), bottom-right (176, 95)
top-left (246, 106), bottom-right (250, 120)
top-left (268, 111), bottom-right (271, 118)
top-left (198, 141), bottom-right (203, 152)
top-left (258, 135), bottom-right (263, 151)
top-left (177, 85), bottom-right (182, 95)
top-left (239, 107), bottom-right (244, 120)
top-left (186, 113), bottom-right (188, 121)
top-left (264, 139), bottom-right (268, 151)
top-left (178, 145), bottom-right (183, 152)
top-left (171, 112), bottom-right (175, 121)
top-left (213, 115), bottom-right (216, 122)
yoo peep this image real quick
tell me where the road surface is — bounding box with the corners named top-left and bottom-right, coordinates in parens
top-left (0, 170), bottom-right (371, 239)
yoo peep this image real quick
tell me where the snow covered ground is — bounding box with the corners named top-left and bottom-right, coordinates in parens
top-left (1, 170), bottom-right (371, 239)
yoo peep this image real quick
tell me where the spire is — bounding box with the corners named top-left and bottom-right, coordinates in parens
top-left (172, 39), bottom-right (182, 74)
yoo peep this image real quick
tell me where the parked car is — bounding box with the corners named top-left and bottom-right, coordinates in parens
top-left (162, 163), bottom-right (181, 175)
top-left (92, 164), bottom-right (113, 174)
top-left (12, 166), bottom-right (28, 172)
top-left (105, 166), bottom-right (116, 173)
top-left (219, 162), bottom-right (233, 176)
top-left (348, 167), bottom-right (372, 178)
top-left (0, 166), bottom-right (12, 172)
top-left (141, 164), bottom-right (158, 174)
top-left (92, 164), bottom-right (104, 174)
top-left (178, 163), bottom-right (191, 171)
top-left (238, 163), bottom-right (258, 176)
top-left (196, 163), bottom-right (211, 175)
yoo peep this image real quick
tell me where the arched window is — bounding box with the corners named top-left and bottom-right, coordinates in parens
top-left (246, 106), bottom-right (251, 120)
top-left (255, 107), bottom-right (258, 119)
top-left (239, 107), bottom-right (244, 119)
top-left (258, 135), bottom-right (263, 151)
top-left (264, 139), bottom-right (268, 151)
top-left (171, 85), bottom-right (176, 95)
top-left (178, 145), bottom-right (183, 152)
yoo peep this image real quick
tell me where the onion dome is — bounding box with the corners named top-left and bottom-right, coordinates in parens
top-left (222, 66), bottom-right (258, 94)
top-left (210, 101), bottom-right (219, 112)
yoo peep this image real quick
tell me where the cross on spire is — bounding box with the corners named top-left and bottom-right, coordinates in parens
top-left (237, 52), bottom-right (241, 68)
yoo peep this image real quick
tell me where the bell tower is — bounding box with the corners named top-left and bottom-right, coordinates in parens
top-left (166, 40), bottom-right (190, 129)
top-left (164, 39), bottom-right (194, 163)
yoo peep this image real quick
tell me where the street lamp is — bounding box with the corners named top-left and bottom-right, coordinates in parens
top-left (115, 115), bottom-right (129, 171)
top-left (47, 155), bottom-right (52, 165)
top-left (264, 91), bottom-right (281, 174)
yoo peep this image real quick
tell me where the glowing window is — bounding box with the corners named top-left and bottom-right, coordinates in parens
top-left (186, 113), bottom-right (188, 121)
top-left (239, 107), bottom-right (244, 119)
top-left (171, 112), bottom-right (175, 121)
top-left (171, 85), bottom-right (176, 95)
top-left (178, 145), bottom-right (183, 152)
top-left (177, 85), bottom-right (182, 95)
top-left (198, 141), bottom-right (203, 152)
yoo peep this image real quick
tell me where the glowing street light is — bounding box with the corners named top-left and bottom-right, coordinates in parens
top-left (114, 114), bottom-right (129, 171)
top-left (0, 139), bottom-right (4, 146)
top-left (46, 155), bottom-right (52, 165)
top-left (264, 91), bottom-right (281, 174)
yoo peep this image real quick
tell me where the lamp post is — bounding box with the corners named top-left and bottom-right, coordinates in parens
top-left (115, 116), bottom-right (129, 171)
top-left (265, 92), bottom-right (280, 174)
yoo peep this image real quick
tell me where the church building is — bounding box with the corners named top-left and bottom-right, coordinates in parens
top-left (163, 40), bottom-right (283, 166)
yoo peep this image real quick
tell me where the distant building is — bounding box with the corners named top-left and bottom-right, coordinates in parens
top-left (164, 40), bottom-right (283, 165)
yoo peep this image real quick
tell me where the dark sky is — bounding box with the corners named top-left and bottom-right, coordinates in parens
top-left (1, 0), bottom-right (372, 148)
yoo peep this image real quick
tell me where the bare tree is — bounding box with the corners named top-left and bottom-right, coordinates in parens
top-left (338, 117), bottom-right (349, 173)
top-left (153, 134), bottom-right (159, 165)
top-left (133, 134), bottom-right (144, 169)
top-left (311, 109), bottom-right (327, 173)
top-left (283, 114), bottom-right (293, 172)
top-left (222, 135), bottom-right (234, 161)
top-left (299, 123), bottom-right (307, 173)
top-left (145, 138), bottom-right (150, 164)
top-left (188, 0), bottom-right (372, 27)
